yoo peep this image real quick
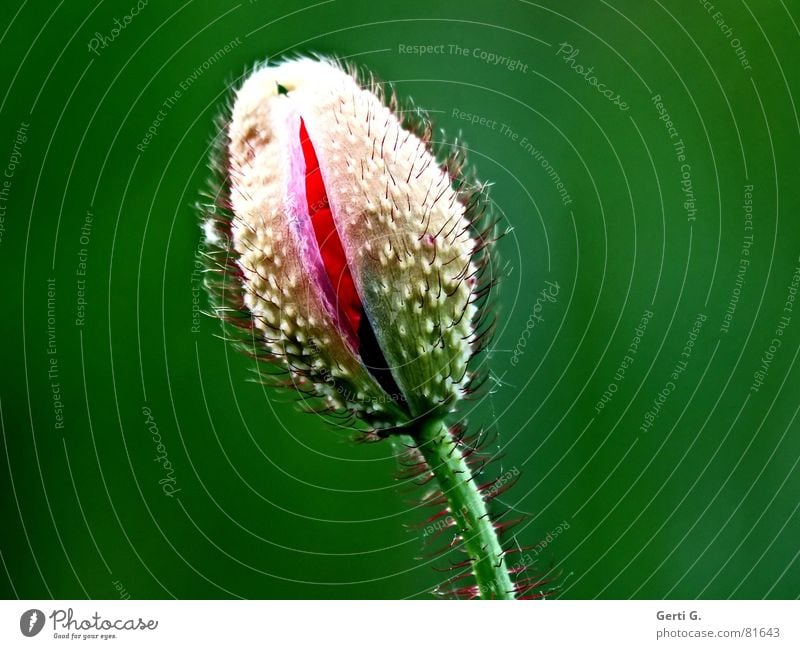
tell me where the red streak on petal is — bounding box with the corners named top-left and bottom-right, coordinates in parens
top-left (299, 118), bottom-right (362, 348)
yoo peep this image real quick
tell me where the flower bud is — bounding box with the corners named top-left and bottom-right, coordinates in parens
top-left (203, 57), bottom-right (492, 431)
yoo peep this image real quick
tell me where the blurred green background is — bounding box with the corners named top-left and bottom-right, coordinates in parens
top-left (1, 0), bottom-right (799, 599)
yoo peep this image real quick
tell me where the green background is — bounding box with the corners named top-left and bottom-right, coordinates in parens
top-left (1, 0), bottom-right (799, 599)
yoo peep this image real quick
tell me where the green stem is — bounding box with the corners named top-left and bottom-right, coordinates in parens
top-left (414, 417), bottom-right (515, 599)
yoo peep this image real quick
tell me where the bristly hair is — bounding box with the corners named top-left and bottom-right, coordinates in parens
top-left (397, 421), bottom-right (558, 600)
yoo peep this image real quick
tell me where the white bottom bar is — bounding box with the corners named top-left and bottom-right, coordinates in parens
top-left (0, 600), bottom-right (795, 648)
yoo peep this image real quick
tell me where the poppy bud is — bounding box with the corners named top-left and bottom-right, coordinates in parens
top-left (204, 57), bottom-right (489, 431)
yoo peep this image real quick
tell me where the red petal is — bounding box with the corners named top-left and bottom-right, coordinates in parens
top-left (299, 118), bottom-right (362, 347)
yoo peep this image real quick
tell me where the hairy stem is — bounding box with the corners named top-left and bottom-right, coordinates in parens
top-left (414, 417), bottom-right (515, 599)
